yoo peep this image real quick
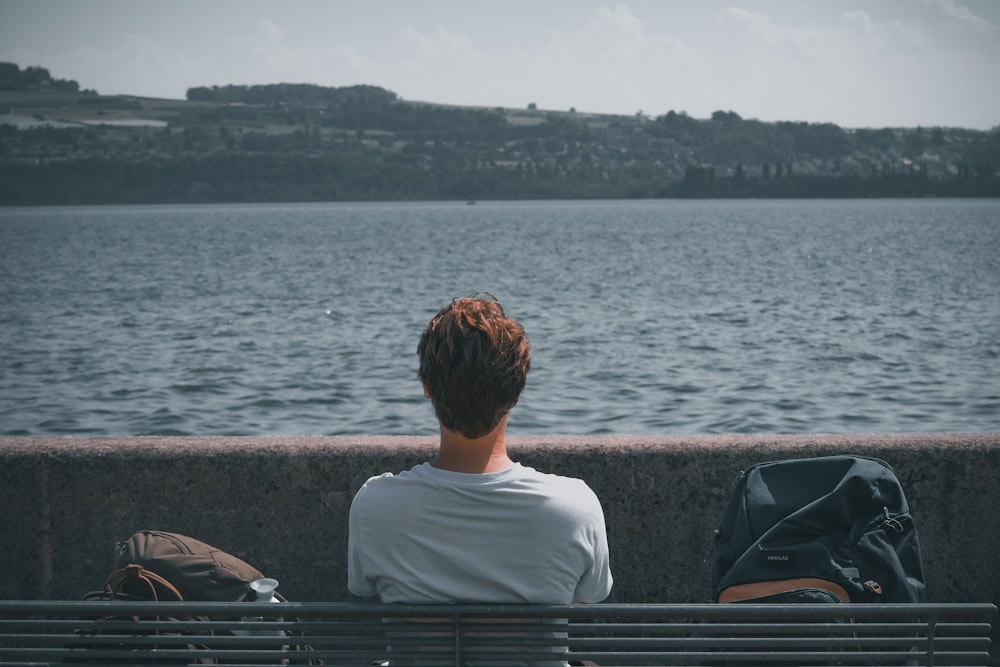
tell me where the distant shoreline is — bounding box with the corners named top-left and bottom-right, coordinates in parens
top-left (3, 81), bottom-right (998, 205)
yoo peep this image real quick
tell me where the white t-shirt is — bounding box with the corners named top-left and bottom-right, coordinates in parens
top-left (348, 462), bottom-right (613, 604)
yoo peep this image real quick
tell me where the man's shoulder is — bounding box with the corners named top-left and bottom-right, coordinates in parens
top-left (516, 465), bottom-right (593, 489)
top-left (513, 466), bottom-right (602, 505)
top-left (356, 463), bottom-right (428, 491)
top-left (353, 463), bottom-right (597, 501)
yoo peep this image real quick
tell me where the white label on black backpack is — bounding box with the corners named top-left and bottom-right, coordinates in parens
top-left (760, 550), bottom-right (797, 567)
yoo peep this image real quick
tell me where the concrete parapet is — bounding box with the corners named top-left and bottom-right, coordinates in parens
top-left (1, 433), bottom-right (998, 608)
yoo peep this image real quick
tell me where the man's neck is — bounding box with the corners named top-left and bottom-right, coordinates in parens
top-left (432, 417), bottom-right (515, 474)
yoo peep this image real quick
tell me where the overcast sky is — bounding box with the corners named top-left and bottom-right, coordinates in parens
top-left (1, 0), bottom-right (998, 129)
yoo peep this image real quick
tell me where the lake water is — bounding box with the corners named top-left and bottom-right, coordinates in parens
top-left (1, 199), bottom-right (998, 437)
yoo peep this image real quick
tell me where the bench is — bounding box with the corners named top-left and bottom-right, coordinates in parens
top-left (0, 600), bottom-right (995, 666)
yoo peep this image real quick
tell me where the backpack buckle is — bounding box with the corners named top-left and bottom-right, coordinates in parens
top-left (864, 579), bottom-right (883, 595)
top-left (123, 563), bottom-right (145, 579)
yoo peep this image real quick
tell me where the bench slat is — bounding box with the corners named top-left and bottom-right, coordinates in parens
top-left (0, 601), bottom-right (993, 666)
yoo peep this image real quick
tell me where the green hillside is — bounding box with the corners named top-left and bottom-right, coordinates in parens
top-left (2, 63), bottom-right (997, 204)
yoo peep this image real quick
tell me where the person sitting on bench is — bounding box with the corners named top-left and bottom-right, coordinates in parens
top-left (348, 292), bottom-right (613, 606)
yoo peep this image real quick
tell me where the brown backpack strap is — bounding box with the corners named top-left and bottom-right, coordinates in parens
top-left (105, 563), bottom-right (184, 601)
top-left (718, 577), bottom-right (850, 604)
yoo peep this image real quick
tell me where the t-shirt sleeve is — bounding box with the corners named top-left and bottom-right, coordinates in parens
top-left (347, 482), bottom-right (378, 597)
top-left (571, 486), bottom-right (614, 603)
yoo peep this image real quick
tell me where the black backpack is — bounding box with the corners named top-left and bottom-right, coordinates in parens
top-left (712, 455), bottom-right (925, 604)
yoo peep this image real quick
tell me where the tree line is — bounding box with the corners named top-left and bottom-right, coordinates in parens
top-left (0, 62), bottom-right (88, 93)
top-left (1, 63), bottom-right (998, 204)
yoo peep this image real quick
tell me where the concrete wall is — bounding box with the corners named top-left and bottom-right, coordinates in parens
top-left (1, 433), bottom-right (998, 610)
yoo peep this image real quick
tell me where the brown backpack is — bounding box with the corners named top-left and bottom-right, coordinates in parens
top-left (74, 531), bottom-right (299, 664)
top-left (95, 530), bottom-right (274, 602)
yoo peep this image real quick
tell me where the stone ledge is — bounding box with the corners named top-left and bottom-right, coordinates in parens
top-left (1, 433), bottom-right (997, 609)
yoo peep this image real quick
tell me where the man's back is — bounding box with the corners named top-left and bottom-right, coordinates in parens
top-left (348, 461), bottom-right (612, 604)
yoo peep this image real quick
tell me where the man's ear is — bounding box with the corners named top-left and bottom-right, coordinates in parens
top-left (423, 385), bottom-right (431, 399)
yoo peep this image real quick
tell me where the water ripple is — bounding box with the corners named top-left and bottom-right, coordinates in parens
top-left (2, 199), bottom-right (998, 436)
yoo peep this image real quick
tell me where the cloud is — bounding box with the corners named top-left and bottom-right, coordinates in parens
top-left (716, 7), bottom-right (772, 37)
top-left (519, 5), bottom-right (698, 112)
top-left (386, 25), bottom-right (490, 97)
top-left (363, 5), bottom-right (700, 113)
top-left (700, 6), bottom-right (949, 125)
top-left (246, 19), bottom-right (296, 79)
top-left (840, 11), bottom-right (875, 33)
top-left (47, 33), bottom-right (208, 97)
top-left (923, 0), bottom-right (999, 33)
top-left (713, 6), bottom-right (855, 78)
top-left (715, 7), bottom-right (817, 48)
top-left (571, 5), bottom-right (692, 58)
top-left (395, 25), bottom-right (484, 68)
top-left (398, 26), bottom-right (475, 56)
top-left (538, 6), bottom-right (695, 79)
top-left (206, 18), bottom-right (380, 90)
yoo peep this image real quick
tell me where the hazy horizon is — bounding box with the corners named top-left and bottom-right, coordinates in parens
top-left (1, 0), bottom-right (999, 130)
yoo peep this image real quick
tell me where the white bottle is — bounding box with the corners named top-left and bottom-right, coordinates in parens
top-left (250, 578), bottom-right (281, 604)
top-left (236, 578), bottom-right (284, 638)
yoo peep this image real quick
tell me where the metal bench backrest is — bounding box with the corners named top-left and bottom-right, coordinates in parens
top-left (0, 601), bottom-right (995, 666)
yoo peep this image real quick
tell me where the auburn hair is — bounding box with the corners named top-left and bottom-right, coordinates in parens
top-left (417, 294), bottom-right (531, 438)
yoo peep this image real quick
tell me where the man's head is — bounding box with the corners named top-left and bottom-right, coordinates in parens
top-left (417, 293), bottom-right (531, 439)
